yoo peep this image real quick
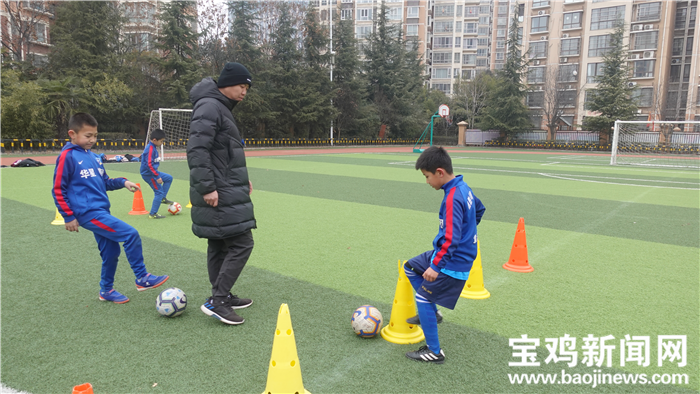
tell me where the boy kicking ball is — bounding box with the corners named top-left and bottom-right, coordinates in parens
top-left (404, 146), bottom-right (485, 364)
top-left (52, 113), bottom-right (169, 304)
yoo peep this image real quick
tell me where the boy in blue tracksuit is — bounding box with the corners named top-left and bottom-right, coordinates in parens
top-left (140, 128), bottom-right (174, 219)
top-left (52, 113), bottom-right (169, 304)
top-left (404, 146), bottom-right (485, 364)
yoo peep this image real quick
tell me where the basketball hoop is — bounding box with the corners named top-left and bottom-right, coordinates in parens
top-left (438, 104), bottom-right (450, 119)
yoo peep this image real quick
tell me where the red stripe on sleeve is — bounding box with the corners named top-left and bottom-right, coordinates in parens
top-left (433, 188), bottom-right (456, 266)
top-left (53, 149), bottom-right (74, 217)
top-left (147, 145), bottom-right (158, 176)
top-left (90, 219), bottom-right (116, 233)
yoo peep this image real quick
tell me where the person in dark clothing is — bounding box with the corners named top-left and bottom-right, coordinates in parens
top-left (187, 62), bottom-right (255, 325)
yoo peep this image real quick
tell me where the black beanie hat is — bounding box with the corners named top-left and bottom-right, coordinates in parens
top-left (217, 62), bottom-right (252, 88)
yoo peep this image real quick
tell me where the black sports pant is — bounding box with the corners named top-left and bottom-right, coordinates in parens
top-left (207, 230), bottom-right (254, 301)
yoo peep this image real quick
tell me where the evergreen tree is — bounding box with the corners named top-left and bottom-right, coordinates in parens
top-left (264, 2), bottom-right (304, 137)
top-left (298, 5), bottom-right (335, 139)
top-left (153, 0), bottom-right (201, 108)
top-left (582, 22), bottom-right (637, 143)
top-left (363, 3), bottom-right (424, 138)
top-left (333, 19), bottom-right (377, 139)
top-left (480, 9), bottom-right (532, 136)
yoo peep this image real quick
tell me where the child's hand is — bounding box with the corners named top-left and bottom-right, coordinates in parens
top-left (124, 181), bottom-right (140, 193)
top-left (249, 180), bottom-right (253, 195)
top-left (157, 177), bottom-right (163, 184)
top-left (65, 219), bottom-right (79, 232)
top-left (423, 267), bottom-right (438, 282)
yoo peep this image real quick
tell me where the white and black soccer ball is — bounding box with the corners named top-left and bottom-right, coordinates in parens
top-left (168, 202), bottom-right (182, 215)
top-left (351, 305), bottom-right (383, 338)
top-left (156, 287), bottom-right (187, 317)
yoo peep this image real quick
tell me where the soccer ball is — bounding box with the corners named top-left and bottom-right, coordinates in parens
top-left (351, 305), bottom-right (383, 338)
top-left (168, 202), bottom-right (182, 215)
top-left (156, 287), bottom-right (187, 317)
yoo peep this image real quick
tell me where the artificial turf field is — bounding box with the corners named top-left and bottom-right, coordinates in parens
top-left (1, 147), bottom-right (698, 394)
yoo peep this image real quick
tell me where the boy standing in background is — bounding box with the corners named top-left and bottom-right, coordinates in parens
top-left (141, 128), bottom-right (174, 219)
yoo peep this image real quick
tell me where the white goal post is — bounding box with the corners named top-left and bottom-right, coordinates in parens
top-left (146, 108), bottom-right (193, 161)
top-left (610, 120), bottom-right (700, 169)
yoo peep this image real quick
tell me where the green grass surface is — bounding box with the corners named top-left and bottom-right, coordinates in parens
top-left (1, 148), bottom-right (698, 393)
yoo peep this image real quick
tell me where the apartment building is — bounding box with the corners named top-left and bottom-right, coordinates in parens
top-left (316, 0), bottom-right (699, 129)
top-left (1, 1), bottom-right (55, 65)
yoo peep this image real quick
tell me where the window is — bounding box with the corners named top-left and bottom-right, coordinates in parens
top-left (561, 38), bottom-right (580, 56)
top-left (31, 53), bottom-right (48, 66)
top-left (584, 90), bottom-right (594, 110)
top-left (675, 7), bottom-right (687, 29)
top-left (478, 27), bottom-right (489, 35)
top-left (433, 52), bottom-right (452, 64)
top-left (683, 64), bottom-right (691, 82)
top-left (454, 37), bottom-right (461, 48)
top-left (563, 12), bottom-right (582, 29)
top-left (527, 91), bottom-right (544, 107)
top-left (588, 34), bottom-right (612, 57)
top-left (433, 36), bottom-right (453, 49)
top-left (686, 37), bottom-right (694, 55)
top-left (464, 38), bottom-right (477, 49)
top-left (476, 58), bottom-right (488, 67)
top-left (531, 16), bottom-right (549, 33)
top-left (498, 17), bottom-right (507, 26)
top-left (454, 53), bottom-right (461, 63)
top-left (432, 84), bottom-right (451, 94)
top-left (341, 9), bottom-right (352, 20)
top-left (559, 64), bottom-right (579, 82)
top-left (463, 69), bottom-right (476, 80)
top-left (498, 4), bottom-right (508, 15)
top-left (358, 8), bottom-right (372, 21)
top-left (434, 21), bottom-right (454, 33)
top-left (633, 60), bottom-right (654, 78)
top-left (561, 90), bottom-right (577, 107)
top-left (432, 68), bottom-right (451, 79)
top-left (456, 21), bottom-right (462, 32)
top-left (632, 87), bottom-right (653, 107)
top-left (497, 40), bottom-right (505, 49)
top-left (672, 38), bottom-right (684, 56)
top-left (560, 115), bottom-right (574, 129)
top-left (465, 23), bottom-right (478, 34)
top-left (465, 6), bottom-right (478, 17)
top-left (406, 24), bottom-right (418, 37)
top-left (591, 6), bottom-right (625, 30)
top-left (633, 31), bottom-right (658, 50)
top-left (496, 52), bottom-right (505, 60)
top-left (528, 67), bottom-right (545, 83)
top-left (34, 23), bottom-right (46, 43)
top-left (529, 41), bottom-right (547, 58)
top-left (669, 65), bottom-right (681, 83)
top-left (478, 38), bottom-right (488, 46)
top-left (533, 1), bottom-right (550, 8)
top-left (355, 25), bottom-right (371, 39)
top-left (434, 5), bottom-right (454, 17)
top-left (477, 48), bottom-right (488, 57)
top-left (480, 6), bottom-right (490, 14)
top-left (456, 5), bottom-right (463, 17)
top-left (388, 7), bottom-right (401, 20)
top-left (497, 29), bottom-right (506, 38)
top-left (463, 54), bottom-right (477, 65)
top-left (479, 16), bottom-right (489, 25)
top-left (587, 62), bottom-right (604, 83)
top-left (407, 7), bottom-right (419, 18)
top-left (636, 2), bottom-right (660, 21)
top-left (530, 113), bottom-right (543, 128)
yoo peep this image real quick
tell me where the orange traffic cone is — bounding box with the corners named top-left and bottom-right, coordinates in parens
top-left (503, 218), bottom-right (533, 272)
top-left (72, 383), bottom-right (93, 394)
top-left (128, 183), bottom-right (149, 215)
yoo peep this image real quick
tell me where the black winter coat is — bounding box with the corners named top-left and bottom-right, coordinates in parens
top-left (186, 77), bottom-right (256, 239)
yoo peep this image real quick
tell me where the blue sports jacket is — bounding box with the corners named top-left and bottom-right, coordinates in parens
top-left (52, 142), bottom-right (127, 223)
top-left (430, 175), bottom-right (485, 276)
top-left (140, 141), bottom-right (161, 178)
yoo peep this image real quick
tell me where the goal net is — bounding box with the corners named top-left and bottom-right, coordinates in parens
top-left (146, 108), bottom-right (193, 161)
top-left (610, 120), bottom-right (700, 169)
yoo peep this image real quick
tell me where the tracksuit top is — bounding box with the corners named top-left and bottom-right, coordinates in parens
top-left (52, 142), bottom-right (127, 223)
top-left (140, 141), bottom-right (161, 178)
top-left (430, 175), bottom-right (485, 278)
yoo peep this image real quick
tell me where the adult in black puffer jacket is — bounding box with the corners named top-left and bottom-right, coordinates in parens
top-left (187, 62), bottom-right (256, 326)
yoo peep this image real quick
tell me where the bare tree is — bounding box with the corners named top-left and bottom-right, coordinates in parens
top-left (457, 72), bottom-right (491, 129)
top-left (1, 0), bottom-right (55, 62)
top-left (540, 64), bottom-right (584, 141)
top-left (197, 0), bottom-right (229, 76)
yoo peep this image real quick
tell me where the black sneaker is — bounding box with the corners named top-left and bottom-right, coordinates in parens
top-left (406, 346), bottom-right (446, 364)
top-left (406, 310), bottom-right (444, 325)
top-left (226, 293), bottom-right (253, 309)
top-left (149, 213), bottom-right (166, 219)
top-left (200, 298), bottom-right (244, 325)
top-left (161, 198), bottom-right (174, 205)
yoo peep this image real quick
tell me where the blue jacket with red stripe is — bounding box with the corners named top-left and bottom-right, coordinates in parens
top-left (52, 143), bottom-right (127, 223)
top-left (430, 175), bottom-right (485, 276)
top-left (140, 141), bottom-right (161, 178)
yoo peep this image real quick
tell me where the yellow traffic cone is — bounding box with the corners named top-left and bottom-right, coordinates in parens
top-left (380, 260), bottom-right (425, 344)
top-left (461, 240), bottom-right (490, 299)
top-left (186, 200), bottom-right (192, 208)
top-left (262, 304), bottom-right (311, 394)
top-left (51, 208), bottom-right (64, 225)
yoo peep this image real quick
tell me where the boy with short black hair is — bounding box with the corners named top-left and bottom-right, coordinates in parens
top-left (52, 113), bottom-right (169, 304)
top-left (404, 146), bottom-right (485, 364)
top-left (140, 128), bottom-right (174, 219)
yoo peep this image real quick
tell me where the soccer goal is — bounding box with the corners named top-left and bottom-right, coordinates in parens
top-left (610, 120), bottom-right (700, 169)
top-left (146, 108), bottom-right (193, 161)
